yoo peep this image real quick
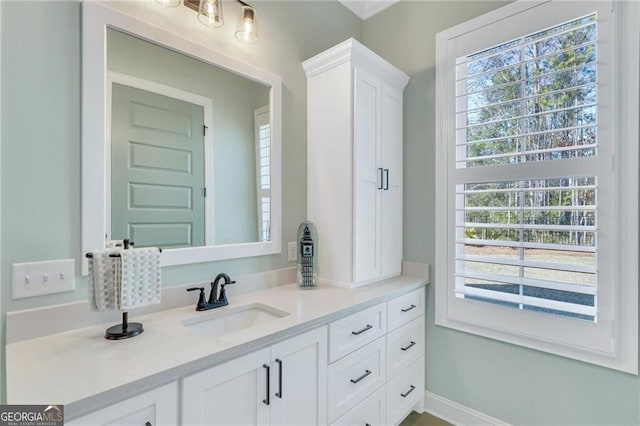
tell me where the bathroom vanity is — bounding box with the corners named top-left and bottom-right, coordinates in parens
top-left (7, 276), bottom-right (427, 425)
top-left (4, 2), bottom-right (426, 424)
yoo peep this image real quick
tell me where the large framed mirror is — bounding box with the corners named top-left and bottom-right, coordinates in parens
top-left (82, 1), bottom-right (282, 270)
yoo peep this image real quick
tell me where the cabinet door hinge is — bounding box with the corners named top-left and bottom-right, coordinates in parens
top-left (203, 187), bottom-right (207, 197)
top-left (203, 125), bottom-right (208, 136)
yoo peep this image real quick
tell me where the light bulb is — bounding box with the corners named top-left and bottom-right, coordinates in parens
top-left (154, 0), bottom-right (181, 7)
top-left (198, 0), bottom-right (224, 28)
top-left (235, 5), bottom-right (258, 43)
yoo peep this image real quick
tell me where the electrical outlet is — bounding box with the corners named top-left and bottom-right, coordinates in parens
top-left (12, 259), bottom-right (75, 299)
top-left (287, 241), bottom-right (297, 262)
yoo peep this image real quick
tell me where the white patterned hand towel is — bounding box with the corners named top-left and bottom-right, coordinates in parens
top-left (119, 247), bottom-right (162, 310)
top-left (88, 249), bottom-right (121, 311)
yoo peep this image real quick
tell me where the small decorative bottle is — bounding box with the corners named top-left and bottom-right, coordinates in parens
top-left (297, 221), bottom-right (318, 289)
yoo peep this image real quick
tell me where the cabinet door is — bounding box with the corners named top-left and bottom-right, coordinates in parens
top-left (181, 349), bottom-right (270, 426)
top-left (353, 68), bottom-right (382, 284)
top-left (269, 327), bottom-right (328, 426)
top-left (67, 382), bottom-right (177, 426)
top-left (380, 83), bottom-right (403, 278)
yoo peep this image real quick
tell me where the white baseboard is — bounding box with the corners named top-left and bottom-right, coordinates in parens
top-left (424, 391), bottom-right (510, 426)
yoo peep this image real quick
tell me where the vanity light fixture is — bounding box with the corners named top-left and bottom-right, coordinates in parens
top-left (234, 2), bottom-right (258, 44)
top-left (174, 0), bottom-right (259, 44)
top-left (197, 0), bottom-right (224, 28)
top-left (154, 0), bottom-right (181, 7)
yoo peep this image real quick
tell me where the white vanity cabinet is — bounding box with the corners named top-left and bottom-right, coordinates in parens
top-left (303, 38), bottom-right (410, 288)
top-left (328, 287), bottom-right (425, 426)
top-left (326, 302), bottom-right (388, 424)
top-left (385, 287), bottom-right (425, 425)
top-left (66, 382), bottom-right (178, 426)
top-left (7, 273), bottom-right (428, 426)
top-left (181, 326), bottom-right (328, 425)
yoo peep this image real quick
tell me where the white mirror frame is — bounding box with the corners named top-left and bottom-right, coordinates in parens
top-left (82, 1), bottom-right (282, 271)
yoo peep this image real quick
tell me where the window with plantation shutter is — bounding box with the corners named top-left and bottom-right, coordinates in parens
top-left (435, 0), bottom-right (639, 373)
top-left (455, 14), bottom-right (598, 321)
top-left (255, 106), bottom-right (271, 241)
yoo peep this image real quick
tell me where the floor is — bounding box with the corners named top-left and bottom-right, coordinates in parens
top-left (400, 411), bottom-right (453, 426)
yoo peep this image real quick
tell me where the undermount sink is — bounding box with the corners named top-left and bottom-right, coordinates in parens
top-left (182, 303), bottom-right (289, 337)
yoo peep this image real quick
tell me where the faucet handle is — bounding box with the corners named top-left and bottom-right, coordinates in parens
top-left (218, 279), bottom-right (236, 304)
top-left (219, 279), bottom-right (236, 296)
top-left (187, 287), bottom-right (207, 311)
top-left (221, 279), bottom-right (236, 288)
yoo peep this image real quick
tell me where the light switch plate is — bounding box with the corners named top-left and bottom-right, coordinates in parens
top-left (287, 241), bottom-right (297, 262)
top-left (12, 259), bottom-right (75, 299)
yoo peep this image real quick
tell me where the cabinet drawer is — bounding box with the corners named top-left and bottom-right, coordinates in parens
top-left (67, 382), bottom-right (178, 426)
top-left (328, 337), bottom-right (386, 423)
top-left (387, 317), bottom-right (424, 378)
top-left (329, 302), bottom-right (387, 362)
top-left (386, 357), bottom-right (424, 426)
top-left (331, 386), bottom-right (386, 426)
top-left (387, 287), bottom-right (424, 332)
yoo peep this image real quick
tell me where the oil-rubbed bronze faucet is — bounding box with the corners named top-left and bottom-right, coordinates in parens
top-left (186, 273), bottom-right (236, 311)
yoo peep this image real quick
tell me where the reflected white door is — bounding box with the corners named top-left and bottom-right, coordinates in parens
top-left (111, 83), bottom-right (205, 248)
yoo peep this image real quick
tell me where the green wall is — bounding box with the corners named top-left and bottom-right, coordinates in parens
top-left (0, 0), bottom-right (362, 401)
top-left (363, 2), bottom-right (640, 425)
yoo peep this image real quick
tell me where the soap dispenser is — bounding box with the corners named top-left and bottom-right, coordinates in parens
top-left (297, 221), bottom-right (317, 289)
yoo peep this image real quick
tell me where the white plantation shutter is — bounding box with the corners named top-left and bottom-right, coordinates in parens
top-left (456, 19), bottom-right (598, 168)
top-left (255, 107), bottom-right (271, 241)
top-left (453, 14), bottom-right (600, 320)
top-left (435, 0), bottom-right (639, 372)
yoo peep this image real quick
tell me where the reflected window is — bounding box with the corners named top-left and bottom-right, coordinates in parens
top-left (255, 106), bottom-right (271, 241)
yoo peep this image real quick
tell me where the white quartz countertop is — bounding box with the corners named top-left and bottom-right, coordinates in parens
top-left (6, 276), bottom-right (426, 419)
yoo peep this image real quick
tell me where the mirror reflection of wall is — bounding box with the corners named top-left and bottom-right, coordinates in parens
top-left (107, 28), bottom-right (270, 249)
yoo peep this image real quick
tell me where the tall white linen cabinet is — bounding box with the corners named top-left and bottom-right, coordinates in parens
top-left (303, 38), bottom-right (410, 287)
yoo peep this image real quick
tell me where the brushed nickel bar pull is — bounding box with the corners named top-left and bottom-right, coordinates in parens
top-left (350, 369), bottom-right (372, 384)
top-left (401, 385), bottom-right (416, 398)
top-left (275, 358), bottom-right (283, 398)
top-left (262, 364), bottom-right (270, 405)
top-left (351, 324), bottom-right (373, 335)
top-left (401, 341), bottom-right (416, 351)
top-left (401, 304), bottom-right (416, 313)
